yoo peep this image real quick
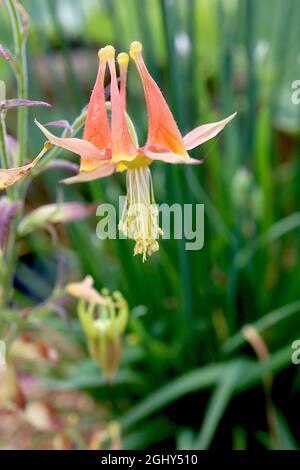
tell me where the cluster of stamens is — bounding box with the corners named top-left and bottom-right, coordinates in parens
top-left (119, 167), bottom-right (162, 262)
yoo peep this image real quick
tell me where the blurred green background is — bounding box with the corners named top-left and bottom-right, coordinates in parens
top-left (1, 0), bottom-right (300, 450)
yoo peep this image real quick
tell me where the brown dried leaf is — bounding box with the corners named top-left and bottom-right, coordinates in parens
top-left (0, 142), bottom-right (51, 190)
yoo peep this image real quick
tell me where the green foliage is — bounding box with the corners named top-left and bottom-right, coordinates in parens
top-left (1, 0), bottom-right (300, 450)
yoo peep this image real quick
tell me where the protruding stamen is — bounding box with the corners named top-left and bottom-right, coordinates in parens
top-left (117, 52), bottom-right (129, 66)
top-left (34, 141), bottom-right (52, 164)
top-left (104, 45), bottom-right (115, 59)
top-left (119, 166), bottom-right (161, 262)
top-left (98, 48), bottom-right (107, 61)
top-left (129, 41), bottom-right (142, 59)
top-left (44, 141), bottom-right (52, 151)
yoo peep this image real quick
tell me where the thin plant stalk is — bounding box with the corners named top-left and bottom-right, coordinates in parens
top-left (6, 0), bottom-right (29, 167)
top-left (0, 110), bottom-right (15, 201)
top-left (0, 0), bottom-right (29, 306)
top-left (0, 110), bottom-right (10, 169)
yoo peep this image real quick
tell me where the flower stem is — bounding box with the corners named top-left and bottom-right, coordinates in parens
top-left (0, 110), bottom-right (15, 201)
top-left (0, 218), bottom-right (19, 306)
top-left (6, 0), bottom-right (29, 166)
top-left (0, 0), bottom-right (29, 307)
top-left (0, 110), bottom-right (10, 169)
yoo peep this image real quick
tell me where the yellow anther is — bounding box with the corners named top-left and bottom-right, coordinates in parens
top-left (98, 48), bottom-right (107, 60)
top-left (117, 52), bottom-right (129, 66)
top-left (98, 46), bottom-right (115, 60)
top-left (129, 41), bottom-right (142, 59)
top-left (104, 45), bottom-right (115, 59)
top-left (44, 141), bottom-right (52, 150)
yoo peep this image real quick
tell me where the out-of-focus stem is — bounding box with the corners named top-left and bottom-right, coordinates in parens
top-left (0, 110), bottom-right (15, 201)
top-left (242, 325), bottom-right (280, 449)
top-left (7, 0), bottom-right (28, 166)
top-left (0, 113), bottom-right (11, 308)
top-left (0, 110), bottom-right (9, 168)
top-left (1, 0), bottom-right (28, 307)
top-left (0, 208), bottom-right (20, 306)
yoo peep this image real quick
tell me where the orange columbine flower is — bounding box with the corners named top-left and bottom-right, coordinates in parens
top-left (36, 42), bottom-right (236, 261)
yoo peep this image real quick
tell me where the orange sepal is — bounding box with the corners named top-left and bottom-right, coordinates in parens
top-left (130, 41), bottom-right (188, 158)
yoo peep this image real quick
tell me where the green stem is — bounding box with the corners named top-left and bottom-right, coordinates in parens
top-left (0, 211), bottom-right (20, 307)
top-left (0, 109), bottom-right (15, 201)
top-left (7, 0), bottom-right (28, 166)
top-left (0, 110), bottom-right (10, 168)
top-left (1, 0), bottom-right (29, 307)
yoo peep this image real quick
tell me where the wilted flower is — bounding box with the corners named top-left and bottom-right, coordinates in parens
top-left (24, 401), bottom-right (62, 432)
top-left (66, 277), bottom-right (128, 382)
top-left (36, 41), bottom-right (236, 261)
top-left (0, 141), bottom-right (52, 190)
top-left (0, 363), bottom-right (25, 409)
top-left (10, 333), bottom-right (58, 364)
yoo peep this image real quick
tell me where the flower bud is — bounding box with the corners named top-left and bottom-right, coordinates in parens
top-left (67, 278), bottom-right (128, 383)
top-left (18, 202), bottom-right (95, 237)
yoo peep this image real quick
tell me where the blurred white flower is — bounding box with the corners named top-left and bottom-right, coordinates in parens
top-left (175, 32), bottom-right (191, 56)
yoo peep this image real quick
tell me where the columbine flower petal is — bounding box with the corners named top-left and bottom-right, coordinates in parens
top-left (143, 145), bottom-right (202, 164)
top-left (183, 112), bottom-right (237, 150)
top-left (130, 41), bottom-right (188, 159)
top-left (61, 163), bottom-right (116, 184)
top-left (83, 51), bottom-right (112, 152)
top-left (105, 46), bottom-right (138, 164)
top-left (34, 119), bottom-right (109, 171)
